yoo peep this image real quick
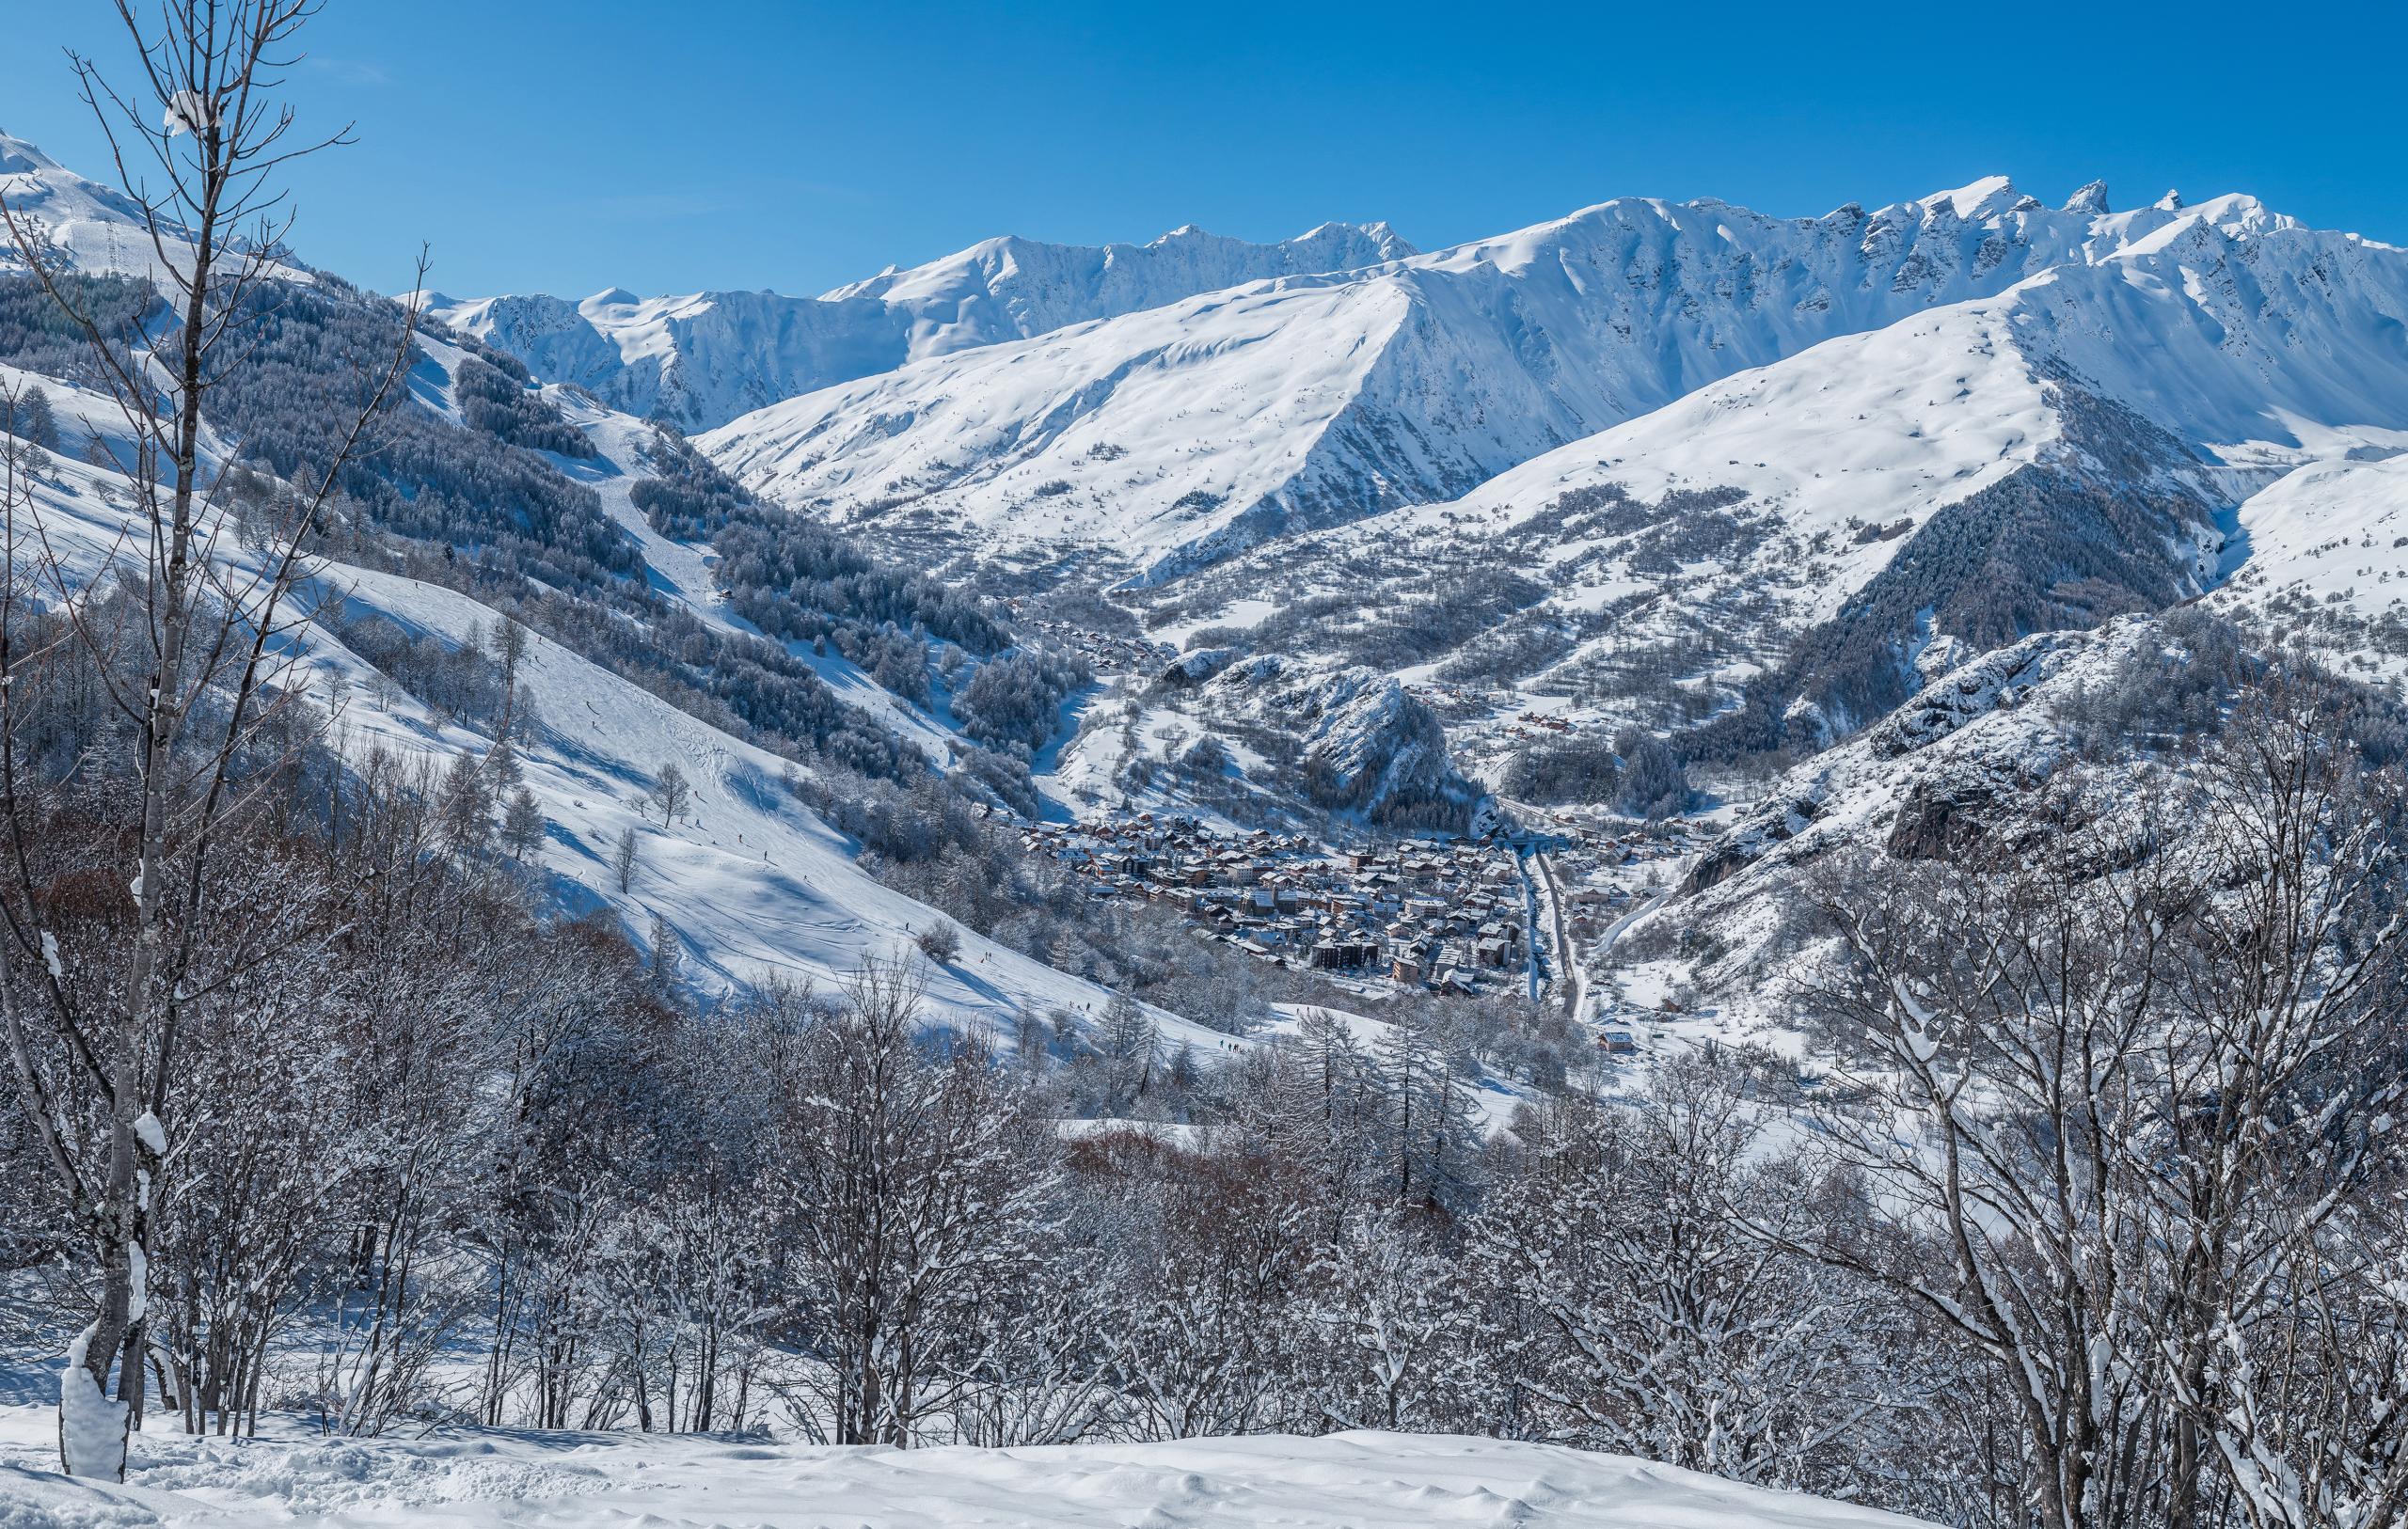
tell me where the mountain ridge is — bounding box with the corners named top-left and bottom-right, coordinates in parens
top-left (697, 174), bottom-right (2391, 583)
top-left (422, 218), bottom-right (1416, 431)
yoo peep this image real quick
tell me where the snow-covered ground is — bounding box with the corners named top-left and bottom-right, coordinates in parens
top-left (0, 1406), bottom-right (1932, 1528)
top-left (1263, 1002), bottom-right (1536, 1134)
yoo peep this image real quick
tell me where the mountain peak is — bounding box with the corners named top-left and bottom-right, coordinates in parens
top-left (2063, 180), bottom-right (2112, 214)
top-left (2156, 188), bottom-right (2187, 211)
top-left (1925, 175), bottom-right (2019, 219)
top-left (0, 130), bottom-right (62, 176)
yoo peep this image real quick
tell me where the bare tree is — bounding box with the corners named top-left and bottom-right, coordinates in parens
top-left (757, 960), bottom-right (1057, 1445)
top-left (0, 0), bottom-right (421, 1478)
top-left (1790, 824), bottom-right (2172, 1529)
top-left (1785, 696), bottom-right (2408, 1529)
top-left (1468, 1073), bottom-right (1889, 1490)
top-left (2142, 687), bottom-right (2408, 1529)
top-left (648, 760), bottom-right (690, 827)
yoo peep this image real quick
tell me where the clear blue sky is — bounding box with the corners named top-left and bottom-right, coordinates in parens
top-left (5, 1), bottom-right (2402, 301)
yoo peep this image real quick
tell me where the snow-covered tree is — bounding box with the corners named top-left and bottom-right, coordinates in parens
top-left (756, 963), bottom-right (1059, 1445)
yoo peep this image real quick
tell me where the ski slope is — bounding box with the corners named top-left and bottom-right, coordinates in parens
top-left (549, 392), bottom-right (970, 766)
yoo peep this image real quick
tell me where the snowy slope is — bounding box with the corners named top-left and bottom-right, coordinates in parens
top-left (2209, 449), bottom-right (2408, 678)
top-left (702, 179), bottom-right (2377, 578)
top-left (426, 221), bottom-right (1414, 432)
top-left (3, 370), bottom-right (1208, 1044)
top-left (0, 1407), bottom-right (1935, 1529)
top-left (549, 391), bottom-right (973, 765)
top-left (1123, 195), bottom-right (2408, 764)
top-left (702, 274), bottom-right (1426, 574)
top-left (0, 129), bottom-right (309, 285)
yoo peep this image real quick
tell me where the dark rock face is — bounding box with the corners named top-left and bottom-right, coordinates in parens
top-left (1154, 647), bottom-right (1239, 690)
top-left (1885, 775), bottom-right (2004, 861)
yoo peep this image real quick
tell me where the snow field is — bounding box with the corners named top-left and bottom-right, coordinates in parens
top-left (0, 1407), bottom-right (1936, 1529)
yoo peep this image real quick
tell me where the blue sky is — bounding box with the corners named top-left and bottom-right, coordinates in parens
top-left (5, 1), bottom-right (2402, 300)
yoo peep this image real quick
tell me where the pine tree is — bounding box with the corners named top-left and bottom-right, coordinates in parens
top-left (23, 385), bottom-right (60, 450)
top-left (491, 620), bottom-right (530, 740)
top-left (1098, 994), bottom-right (1157, 1108)
top-left (1374, 1007), bottom-right (1480, 1210)
top-left (648, 912), bottom-right (681, 995)
top-left (502, 787), bottom-right (545, 859)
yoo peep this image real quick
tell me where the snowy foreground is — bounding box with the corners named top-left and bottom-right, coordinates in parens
top-left (0, 1409), bottom-right (1925, 1528)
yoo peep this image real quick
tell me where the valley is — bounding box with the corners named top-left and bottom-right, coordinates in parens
top-left (6, 19), bottom-right (2408, 1521)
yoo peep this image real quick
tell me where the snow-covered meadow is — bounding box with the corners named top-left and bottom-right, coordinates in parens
top-left (0, 1410), bottom-right (1932, 1529)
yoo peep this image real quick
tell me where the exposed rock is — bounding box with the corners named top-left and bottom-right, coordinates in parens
top-left (1155, 646), bottom-right (1238, 690)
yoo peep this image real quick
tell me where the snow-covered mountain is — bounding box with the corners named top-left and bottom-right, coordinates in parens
top-left (0, 129), bottom-right (162, 273)
top-left (17, 115), bottom-right (2408, 964)
top-left (978, 184), bottom-right (2408, 808)
top-left (701, 178), bottom-right (2400, 580)
top-left (0, 128), bottom-right (311, 285)
top-left (426, 221), bottom-right (1414, 432)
